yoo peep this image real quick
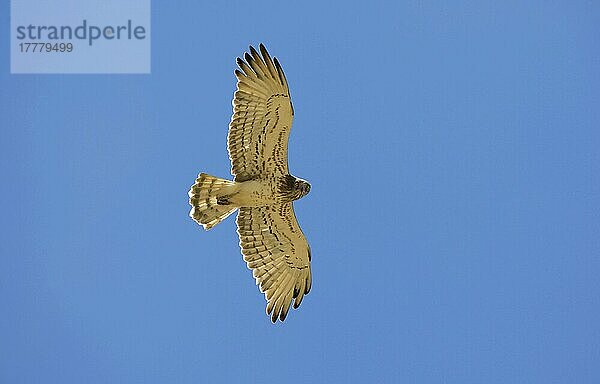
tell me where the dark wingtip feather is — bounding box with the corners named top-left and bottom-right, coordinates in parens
top-left (244, 52), bottom-right (254, 65)
top-left (273, 57), bottom-right (286, 85)
top-left (279, 309), bottom-right (288, 322)
top-left (249, 45), bottom-right (260, 58)
top-left (258, 44), bottom-right (269, 60)
top-left (293, 293), bottom-right (304, 309)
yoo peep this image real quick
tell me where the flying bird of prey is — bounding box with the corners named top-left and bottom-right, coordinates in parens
top-left (188, 44), bottom-right (312, 323)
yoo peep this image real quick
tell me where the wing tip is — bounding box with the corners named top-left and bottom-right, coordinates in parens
top-left (279, 308), bottom-right (289, 322)
top-left (249, 45), bottom-right (259, 57)
top-left (243, 51), bottom-right (253, 64)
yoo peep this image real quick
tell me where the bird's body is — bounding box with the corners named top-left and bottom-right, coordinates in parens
top-left (211, 176), bottom-right (310, 207)
top-left (188, 44), bottom-right (312, 323)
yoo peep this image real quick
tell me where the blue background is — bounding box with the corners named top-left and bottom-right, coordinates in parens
top-left (1, 1), bottom-right (599, 383)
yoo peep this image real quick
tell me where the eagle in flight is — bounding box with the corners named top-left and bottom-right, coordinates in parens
top-left (188, 44), bottom-right (312, 323)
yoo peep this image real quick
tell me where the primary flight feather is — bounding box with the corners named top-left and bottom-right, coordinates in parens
top-left (188, 44), bottom-right (312, 323)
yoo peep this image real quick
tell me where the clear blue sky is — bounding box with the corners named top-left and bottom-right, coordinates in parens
top-left (1, 1), bottom-right (599, 383)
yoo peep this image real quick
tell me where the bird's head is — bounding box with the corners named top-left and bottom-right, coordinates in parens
top-left (294, 178), bottom-right (311, 199)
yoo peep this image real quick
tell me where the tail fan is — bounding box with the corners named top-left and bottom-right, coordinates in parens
top-left (188, 173), bottom-right (237, 230)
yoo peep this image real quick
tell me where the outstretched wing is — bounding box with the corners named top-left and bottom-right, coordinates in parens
top-left (237, 203), bottom-right (312, 322)
top-left (228, 44), bottom-right (294, 182)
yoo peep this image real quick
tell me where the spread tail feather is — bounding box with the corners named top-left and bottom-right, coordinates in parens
top-left (189, 173), bottom-right (237, 230)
